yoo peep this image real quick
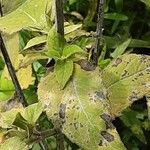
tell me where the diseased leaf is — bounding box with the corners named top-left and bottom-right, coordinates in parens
top-left (102, 54), bottom-right (150, 116)
top-left (62, 44), bottom-right (84, 59)
top-left (55, 60), bottom-right (73, 89)
top-left (111, 38), bottom-right (131, 58)
top-left (0, 137), bottom-right (29, 150)
top-left (23, 35), bottom-right (47, 50)
top-left (0, 0), bottom-right (48, 34)
top-left (38, 64), bottom-right (126, 150)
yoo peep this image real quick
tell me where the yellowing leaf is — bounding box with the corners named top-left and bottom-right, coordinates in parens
top-left (0, 137), bottom-right (29, 150)
top-left (102, 54), bottom-right (150, 116)
top-left (0, 0), bottom-right (48, 34)
top-left (20, 53), bottom-right (48, 68)
top-left (38, 64), bottom-right (126, 150)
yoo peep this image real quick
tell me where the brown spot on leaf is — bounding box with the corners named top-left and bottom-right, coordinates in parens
top-left (95, 91), bottom-right (105, 101)
top-left (112, 58), bottom-right (122, 67)
top-left (101, 131), bottom-right (114, 142)
top-left (122, 70), bottom-right (128, 77)
top-left (100, 113), bottom-right (115, 129)
top-left (59, 103), bottom-right (66, 119)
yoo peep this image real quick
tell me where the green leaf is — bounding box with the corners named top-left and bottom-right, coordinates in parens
top-left (104, 13), bottom-right (128, 21)
top-left (102, 54), bottom-right (150, 116)
top-left (0, 0), bottom-right (48, 34)
top-left (23, 35), bottom-right (47, 50)
top-left (47, 28), bottom-right (65, 52)
top-left (45, 50), bottom-right (61, 59)
top-left (120, 109), bottom-right (146, 143)
top-left (0, 137), bottom-right (29, 150)
top-left (62, 44), bottom-right (84, 59)
top-left (20, 103), bottom-right (43, 125)
top-left (38, 64), bottom-right (126, 150)
top-left (55, 60), bottom-right (74, 89)
top-left (98, 59), bottom-right (111, 70)
top-left (111, 38), bottom-right (131, 58)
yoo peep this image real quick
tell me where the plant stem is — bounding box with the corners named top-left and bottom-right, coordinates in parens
top-left (0, 2), bottom-right (28, 107)
top-left (93, 0), bottom-right (105, 65)
top-left (55, 0), bottom-right (65, 149)
top-left (55, 0), bottom-right (64, 36)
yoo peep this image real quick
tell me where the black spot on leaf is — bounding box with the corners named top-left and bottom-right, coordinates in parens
top-left (59, 103), bottom-right (66, 119)
top-left (101, 131), bottom-right (114, 142)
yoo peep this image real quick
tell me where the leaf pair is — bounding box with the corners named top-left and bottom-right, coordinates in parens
top-left (45, 28), bottom-right (85, 88)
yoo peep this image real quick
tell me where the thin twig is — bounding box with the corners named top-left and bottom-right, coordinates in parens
top-left (0, 2), bottom-right (28, 107)
top-left (93, 0), bottom-right (105, 65)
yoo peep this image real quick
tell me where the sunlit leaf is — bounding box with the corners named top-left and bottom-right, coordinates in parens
top-left (0, 0), bottom-right (48, 34)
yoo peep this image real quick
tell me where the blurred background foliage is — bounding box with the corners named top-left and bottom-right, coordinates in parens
top-left (0, 0), bottom-right (150, 149)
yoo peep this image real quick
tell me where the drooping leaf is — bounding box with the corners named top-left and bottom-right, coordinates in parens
top-left (38, 64), bottom-right (126, 150)
top-left (23, 35), bottom-right (47, 50)
top-left (102, 54), bottom-right (150, 116)
top-left (0, 0), bottom-right (48, 34)
top-left (111, 38), bottom-right (131, 58)
top-left (55, 60), bottom-right (74, 89)
top-left (20, 53), bottom-right (48, 68)
top-left (62, 44), bottom-right (84, 59)
top-left (0, 137), bottom-right (29, 150)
